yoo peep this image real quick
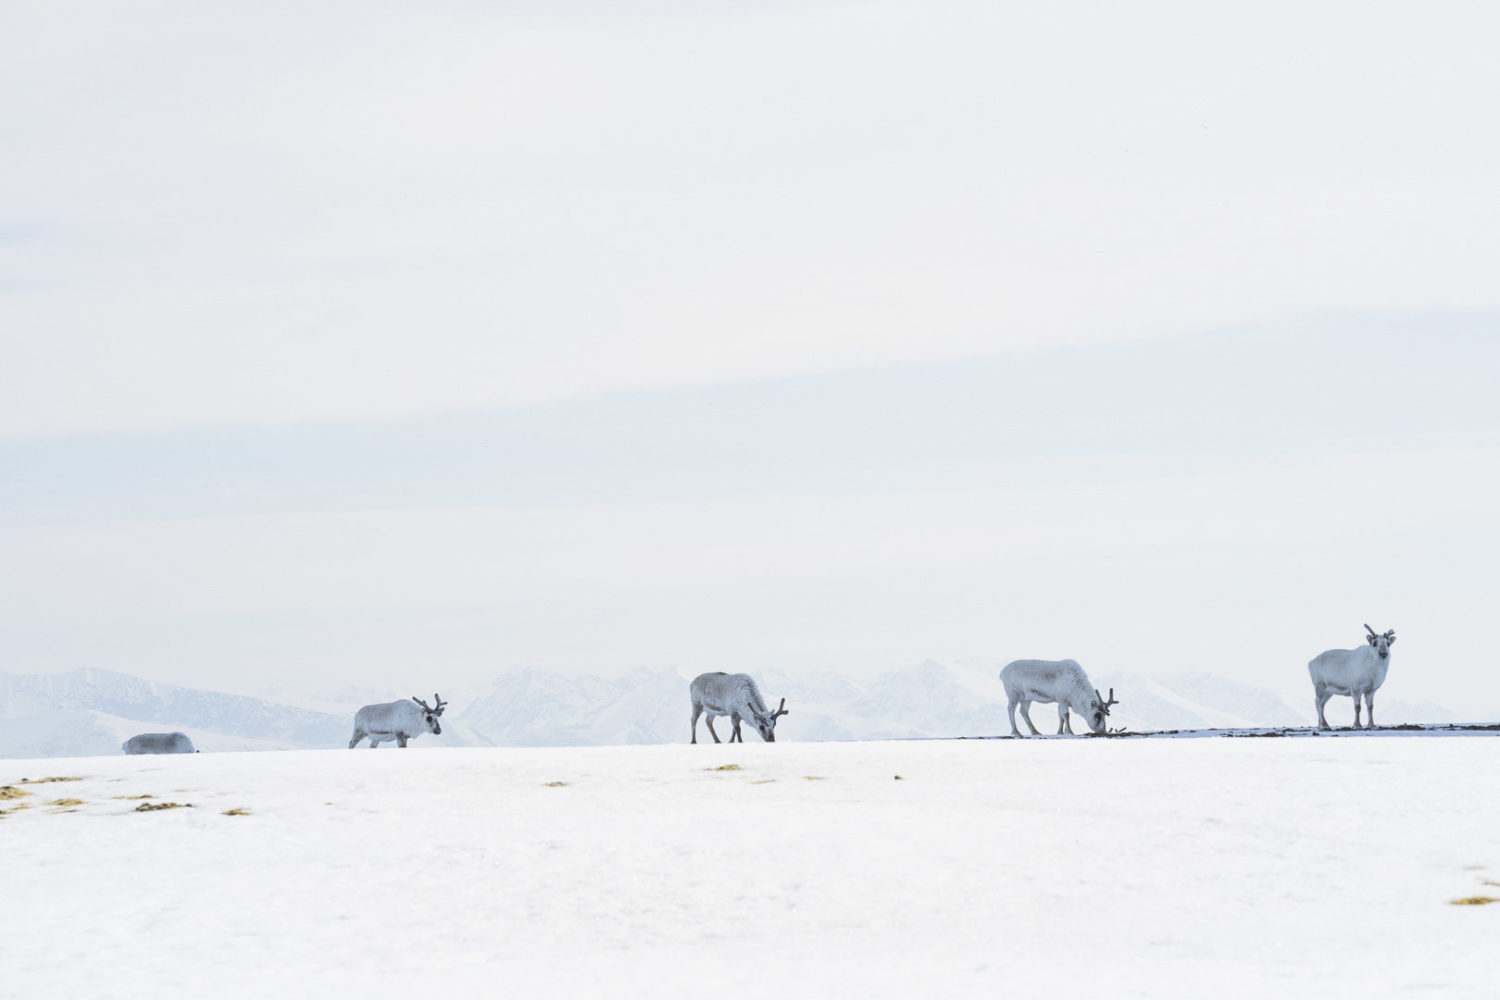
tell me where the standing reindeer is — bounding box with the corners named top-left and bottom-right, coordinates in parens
top-left (348, 693), bottom-right (447, 748)
top-left (689, 672), bottom-right (788, 743)
top-left (999, 659), bottom-right (1118, 737)
top-left (1308, 624), bottom-right (1395, 730)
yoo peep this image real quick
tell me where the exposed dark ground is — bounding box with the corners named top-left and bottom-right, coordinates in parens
top-left (963, 723), bottom-right (1500, 740)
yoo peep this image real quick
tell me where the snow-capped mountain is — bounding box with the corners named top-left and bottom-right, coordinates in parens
top-left (0, 669), bottom-right (381, 757)
top-left (458, 668), bottom-right (688, 747)
top-left (0, 668), bottom-right (352, 754)
top-left (0, 668), bottom-right (496, 759)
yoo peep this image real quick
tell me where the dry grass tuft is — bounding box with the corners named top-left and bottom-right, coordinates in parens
top-left (47, 798), bottom-right (85, 807)
top-left (18, 777), bottom-right (83, 784)
top-left (134, 801), bottom-right (192, 812)
top-left (0, 786), bottom-right (33, 800)
top-left (111, 794), bottom-right (153, 800)
top-left (222, 808), bottom-right (251, 816)
top-left (707, 764), bottom-right (742, 771)
top-left (544, 781), bottom-right (569, 787)
top-left (1450, 896), bottom-right (1500, 906)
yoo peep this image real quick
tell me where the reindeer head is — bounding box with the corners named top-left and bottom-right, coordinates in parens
top-left (751, 698), bottom-right (790, 742)
top-left (1087, 688), bottom-right (1119, 734)
top-left (1364, 625), bottom-right (1396, 660)
top-left (412, 693), bottom-right (448, 735)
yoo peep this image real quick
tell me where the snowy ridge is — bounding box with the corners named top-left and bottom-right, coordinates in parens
top-left (0, 668), bottom-right (350, 747)
top-left (0, 668), bottom-right (497, 759)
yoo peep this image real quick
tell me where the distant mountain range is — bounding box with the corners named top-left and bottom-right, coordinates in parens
top-left (0, 668), bottom-right (354, 758)
top-left (455, 660), bottom-right (1461, 744)
top-left (0, 662), bottom-right (1464, 759)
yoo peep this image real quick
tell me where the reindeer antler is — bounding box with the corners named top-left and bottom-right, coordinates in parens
top-left (432, 692), bottom-right (447, 714)
top-left (1096, 688), bottom-right (1119, 712)
top-left (771, 697), bottom-right (789, 719)
top-left (413, 695), bottom-right (433, 712)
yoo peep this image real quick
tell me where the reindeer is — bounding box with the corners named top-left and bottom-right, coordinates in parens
top-left (348, 693), bottom-right (447, 748)
top-left (999, 659), bottom-right (1118, 737)
top-left (689, 672), bottom-right (788, 743)
top-left (122, 731), bottom-right (196, 754)
top-left (1308, 624), bottom-right (1395, 730)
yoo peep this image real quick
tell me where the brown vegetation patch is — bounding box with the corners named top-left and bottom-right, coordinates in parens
top-left (111, 794), bottom-right (153, 800)
top-left (18, 776), bottom-right (84, 784)
top-left (707, 764), bottom-right (742, 771)
top-left (222, 808), bottom-right (250, 816)
top-left (544, 781), bottom-right (568, 787)
top-left (1450, 896), bottom-right (1500, 906)
top-left (134, 802), bottom-right (192, 812)
top-left (47, 798), bottom-right (85, 807)
top-left (804, 776), bottom-right (826, 781)
top-left (0, 786), bottom-right (33, 800)
top-left (750, 779), bottom-right (777, 785)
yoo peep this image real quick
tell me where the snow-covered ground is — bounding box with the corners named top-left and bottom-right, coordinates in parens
top-left (3, 736), bottom-right (1497, 998)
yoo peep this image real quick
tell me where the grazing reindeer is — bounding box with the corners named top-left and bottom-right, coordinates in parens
top-left (690, 672), bottom-right (788, 743)
top-left (122, 731), bottom-right (196, 754)
top-left (999, 659), bottom-right (1118, 737)
top-left (348, 693), bottom-right (447, 748)
top-left (1308, 624), bottom-right (1395, 730)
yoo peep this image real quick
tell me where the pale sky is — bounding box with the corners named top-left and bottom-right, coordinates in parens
top-left (2, 2), bottom-right (1498, 714)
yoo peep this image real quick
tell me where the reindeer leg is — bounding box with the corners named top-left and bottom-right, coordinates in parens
top-left (348, 728), bottom-right (365, 750)
top-left (1314, 685), bottom-right (1331, 731)
top-left (705, 715), bottom-right (722, 744)
top-left (730, 714), bottom-right (743, 743)
top-left (1007, 699), bottom-right (1022, 738)
top-left (1365, 692), bottom-right (1376, 729)
top-left (1020, 701), bottom-right (1040, 736)
top-left (691, 703), bottom-right (702, 744)
top-left (397, 733), bottom-right (409, 747)
top-left (1057, 704), bottom-right (1072, 735)
top-left (1351, 695), bottom-right (1364, 730)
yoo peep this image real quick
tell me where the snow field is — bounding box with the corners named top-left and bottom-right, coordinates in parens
top-left (2, 737), bottom-right (1496, 998)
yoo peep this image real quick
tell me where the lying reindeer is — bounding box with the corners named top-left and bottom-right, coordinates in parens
top-left (122, 731), bottom-right (196, 754)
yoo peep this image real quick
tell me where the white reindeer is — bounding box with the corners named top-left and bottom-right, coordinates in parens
top-left (122, 731), bottom-right (196, 754)
top-left (999, 659), bottom-right (1118, 737)
top-left (348, 693), bottom-right (447, 748)
top-left (1308, 624), bottom-right (1395, 730)
top-left (689, 672), bottom-right (788, 743)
